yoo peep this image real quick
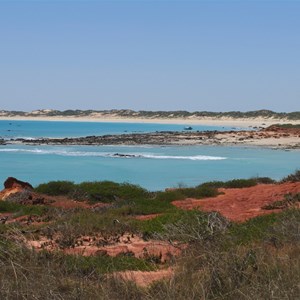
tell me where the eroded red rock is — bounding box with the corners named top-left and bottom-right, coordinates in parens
top-left (26, 232), bottom-right (184, 263)
top-left (0, 177), bottom-right (35, 202)
top-left (4, 177), bottom-right (33, 190)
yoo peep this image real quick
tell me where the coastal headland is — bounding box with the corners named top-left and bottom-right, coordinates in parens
top-left (0, 173), bottom-right (300, 292)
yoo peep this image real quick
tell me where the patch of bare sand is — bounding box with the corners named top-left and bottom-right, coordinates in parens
top-left (114, 268), bottom-right (174, 287)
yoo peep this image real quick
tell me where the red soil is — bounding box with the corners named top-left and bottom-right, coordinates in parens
top-left (48, 196), bottom-right (91, 209)
top-left (172, 182), bottom-right (300, 222)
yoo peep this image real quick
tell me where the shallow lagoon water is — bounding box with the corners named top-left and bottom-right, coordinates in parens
top-left (0, 144), bottom-right (299, 191)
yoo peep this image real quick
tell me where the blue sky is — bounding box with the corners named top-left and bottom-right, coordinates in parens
top-left (0, 0), bottom-right (299, 112)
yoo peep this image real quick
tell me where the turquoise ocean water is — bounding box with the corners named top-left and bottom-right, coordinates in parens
top-left (0, 120), bottom-right (240, 139)
top-left (0, 120), bottom-right (299, 191)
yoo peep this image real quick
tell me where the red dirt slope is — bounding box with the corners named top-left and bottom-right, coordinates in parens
top-left (172, 182), bottom-right (300, 222)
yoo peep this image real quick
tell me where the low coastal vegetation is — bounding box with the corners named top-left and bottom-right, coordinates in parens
top-left (1, 108), bottom-right (300, 120)
top-left (35, 180), bottom-right (149, 203)
top-left (35, 180), bottom-right (220, 207)
top-left (34, 176), bottom-right (275, 204)
top-left (199, 177), bottom-right (275, 189)
top-left (0, 171), bottom-right (299, 298)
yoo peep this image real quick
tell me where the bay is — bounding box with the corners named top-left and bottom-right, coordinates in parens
top-left (0, 144), bottom-right (299, 191)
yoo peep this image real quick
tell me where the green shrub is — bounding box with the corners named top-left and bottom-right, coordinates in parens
top-left (155, 186), bottom-right (218, 202)
top-left (223, 179), bottom-right (257, 188)
top-left (35, 180), bottom-right (149, 203)
top-left (35, 181), bottom-right (75, 196)
top-left (77, 181), bottom-right (148, 203)
top-left (199, 181), bottom-right (226, 189)
top-left (199, 177), bottom-right (274, 190)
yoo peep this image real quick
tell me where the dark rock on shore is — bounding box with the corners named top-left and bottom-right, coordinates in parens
top-left (0, 177), bottom-right (46, 204)
top-left (4, 177), bottom-right (34, 190)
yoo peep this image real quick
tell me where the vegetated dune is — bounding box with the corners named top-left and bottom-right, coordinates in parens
top-left (1, 108), bottom-right (300, 122)
top-left (172, 182), bottom-right (300, 222)
top-left (1, 176), bottom-right (300, 288)
top-left (0, 177), bottom-right (183, 261)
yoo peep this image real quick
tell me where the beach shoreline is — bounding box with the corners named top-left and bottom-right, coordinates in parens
top-left (0, 115), bottom-right (299, 128)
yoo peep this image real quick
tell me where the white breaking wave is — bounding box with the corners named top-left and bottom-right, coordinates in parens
top-left (137, 154), bottom-right (226, 160)
top-left (0, 148), bottom-right (227, 160)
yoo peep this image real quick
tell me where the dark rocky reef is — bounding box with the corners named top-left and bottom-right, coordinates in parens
top-left (7, 130), bottom-right (237, 146)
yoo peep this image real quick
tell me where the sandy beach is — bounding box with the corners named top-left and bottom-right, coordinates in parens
top-left (0, 115), bottom-right (299, 128)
